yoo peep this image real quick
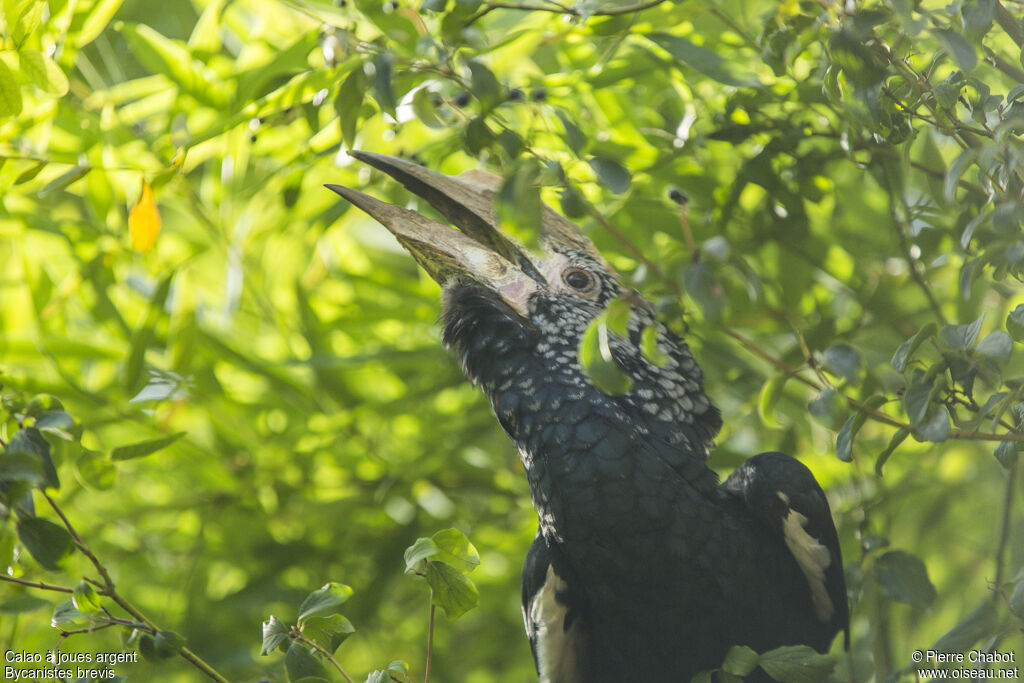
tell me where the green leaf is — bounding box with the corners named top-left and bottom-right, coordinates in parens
top-left (37, 165), bottom-right (91, 198)
top-left (933, 28), bottom-right (978, 72)
top-left (941, 314), bottom-right (984, 350)
top-left (386, 660), bottom-right (411, 682)
top-left (76, 0), bottom-right (126, 47)
top-left (51, 600), bottom-right (90, 628)
top-left (836, 396), bottom-right (886, 462)
top-left (689, 672), bottom-right (713, 683)
top-left (0, 444), bottom-right (46, 486)
top-left (874, 549), bottom-right (936, 608)
top-left (758, 375), bottom-right (789, 429)
top-left (285, 642), bottom-right (330, 682)
top-left (6, 427), bottom-right (59, 489)
top-left (14, 159), bottom-right (45, 185)
top-left (137, 633), bottom-right (159, 662)
top-left (807, 387), bottom-right (846, 431)
top-left (876, 428), bottom-right (909, 475)
top-left (335, 66), bottom-right (367, 149)
top-left (822, 343), bottom-right (861, 382)
top-left (903, 373), bottom-right (935, 424)
top-left (758, 645), bottom-right (835, 683)
top-left (579, 317), bottom-right (633, 395)
top-left (467, 60), bottom-right (501, 107)
top-left (72, 580), bottom-right (103, 614)
top-left (648, 33), bottom-right (760, 87)
top-left (76, 448), bottom-right (116, 490)
top-left (298, 582), bottom-right (354, 623)
top-left (19, 49), bottom-right (69, 96)
top-left (930, 600), bottom-right (1000, 652)
top-left (962, 0), bottom-right (997, 39)
top-left (1008, 305), bottom-right (1024, 342)
top-left (1009, 581), bottom-right (1024, 621)
top-left (994, 440), bottom-right (1018, 469)
top-left (640, 325), bottom-right (670, 367)
top-left (370, 53), bottom-right (395, 116)
top-left (301, 613), bottom-right (355, 654)
top-left (425, 561), bottom-right (479, 619)
top-left (404, 537), bottom-right (439, 573)
top-left (721, 645), bottom-right (759, 676)
top-left (261, 615), bottom-right (290, 655)
top-left (111, 431), bottom-right (186, 461)
top-left (559, 185), bottom-right (587, 218)
top-left (944, 149), bottom-right (976, 203)
top-left (588, 156), bottom-right (631, 194)
top-left (0, 595), bottom-right (50, 614)
top-left (34, 410), bottom-right (74, 433)
top-left (464, 116), bottom-right (494, 154)
top-left (10, 0), bottom-right (44, 44)
top-left (120, 23), bottom-right (228, 107)
top-left (17, 517), bottom-right (75, 569)
top-left (0, 55), bottom-right (23, 117)
top-left (411, 87), bottom-right (445, 129)
top-left (430, 528), bottom-right (479, 574)
top-left (154, 630), bottom-right (186, 657)
top-left (975, 330), bottom-right (1012, 365)
top-left (556, 110), bottom-right (587, 154)
top-left (914, 407), bottom-right (950, 443)
top-left (496, 159), bottom-right (542, 244)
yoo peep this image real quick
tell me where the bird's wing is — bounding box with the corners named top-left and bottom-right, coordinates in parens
top-left (521, 533), bottom-right (589, 683)
top-left (720, 451), bottom-right (850, 648)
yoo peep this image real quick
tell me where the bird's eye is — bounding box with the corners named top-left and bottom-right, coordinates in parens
top-left (562, 267), bottom-right (596, 293)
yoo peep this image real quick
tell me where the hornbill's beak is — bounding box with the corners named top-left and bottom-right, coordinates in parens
top-left (327, 151), bottom-right (611, 318)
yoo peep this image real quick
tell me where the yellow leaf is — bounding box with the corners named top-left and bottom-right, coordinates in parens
top-left (129, 180), bottom-right (161, 252)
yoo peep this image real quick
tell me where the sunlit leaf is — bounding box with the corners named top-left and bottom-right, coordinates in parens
top-left (110, 431), bottom-right (186, 461)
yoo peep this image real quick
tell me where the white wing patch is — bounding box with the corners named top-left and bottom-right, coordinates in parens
top-left (523, 565), bottom-right (583, 683)
top-left (778, 492), bottom-right (835, 622)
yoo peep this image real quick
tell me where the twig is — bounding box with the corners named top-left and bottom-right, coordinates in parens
top-left (294, 630), bottom-right (355, 683)
top-left (41, 493), bottom-right (230, 683)
top-left (465, 0), bottom-right (667, 25)
top-left (996, 2), bottom-right (1024, 48)
top-left (0, 574), bottom-right (74, 594)
top-left (425, 604), bottom-right (436, 683)
top-left (992, 461), bottom-right (1019, 593)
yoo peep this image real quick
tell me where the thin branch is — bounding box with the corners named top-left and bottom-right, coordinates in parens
top-left (43, 492), bottom-right (116, 590)
top-left (889, 197), bottom-right (947, 325)
top-left (983, 45), bottom-right (1024, 83)
top-left (41, 493), bottom-right (230, 683)
top-left (580, 190), bottom-right (684, 298)
top-left (425, 604), bottom-right (436, 683)
top-left (996, 2), bottom-right (1024, 48)
top-left (465, 0), bottom-right (667, 25)
top-left (294, 630), bottom-right (355, 683)
top-left (0, 574), bottom-right (74, 594)
top-left (992, 461), bottom-right (1019, 593)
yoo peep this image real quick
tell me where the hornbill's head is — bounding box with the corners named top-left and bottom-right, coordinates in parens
top-left (328, 153), bottom-right (722, 503)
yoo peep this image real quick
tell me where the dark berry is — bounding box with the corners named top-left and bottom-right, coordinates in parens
top-left (250, 134), bottom-right (258, 143)
top-left (669, 189), bottom-right (688, 205)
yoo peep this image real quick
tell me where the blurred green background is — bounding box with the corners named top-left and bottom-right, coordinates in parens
top-left (1, 0), bottom-right (1023, 680)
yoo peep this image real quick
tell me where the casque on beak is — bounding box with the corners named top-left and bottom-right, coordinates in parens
top-left (326, 151), bottom-right (617, 317)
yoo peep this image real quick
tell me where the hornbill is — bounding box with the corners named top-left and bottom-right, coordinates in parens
top-left (327, 152), bottom-right (849, 682)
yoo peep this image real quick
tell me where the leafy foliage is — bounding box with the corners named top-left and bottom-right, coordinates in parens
top-left (2, 0), bottom-right (1024, 681)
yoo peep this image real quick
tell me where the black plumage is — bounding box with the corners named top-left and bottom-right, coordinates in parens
top-left (328, 153), bottom-right (849, 682)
